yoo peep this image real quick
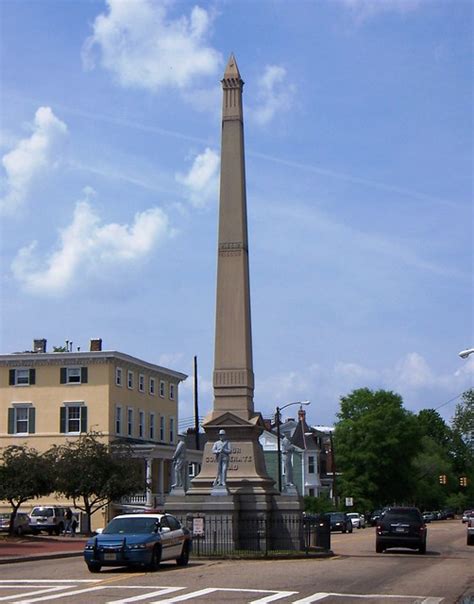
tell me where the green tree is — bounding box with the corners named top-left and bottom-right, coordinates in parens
top-left (0, 445), bottom-right (54, 536)
top-left (452, 389), bottom-right (474, 439)
top-left (51, 432), bottom-right (145, 534)
top-left (334, 388), bottom-right (421, 510)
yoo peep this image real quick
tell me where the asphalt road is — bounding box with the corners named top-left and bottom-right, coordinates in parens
top-left (0, 520), bottom-right (472, 604)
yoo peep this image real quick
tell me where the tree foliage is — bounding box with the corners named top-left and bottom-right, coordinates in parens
top-left (0, 445), bottom-right (54, 535)
top-left (452, 389), bottom-right (474, 440)
top-left (334, 388), bottom-right (421, 509)
top-left (51, 432), bottom-right (145, 534)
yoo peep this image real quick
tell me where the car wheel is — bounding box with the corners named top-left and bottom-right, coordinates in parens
top-left (87, 562), bottom-right (101, 573)
top-left (418, 542), bottom-right (426, 554)
top-left (148, 545), bottom-right (161, 571)
top-left (31, 528), bottom-right (39, 535)
top-left (47, 529), bottom-right (53, 536)
top-left (467, 535), bottom-right (474, 546)
top-left (376, 542), bottom-right (384, 553)
top-left (176, 542), bottom-right (190, 566)
top-left (55, 524), bottom-right (63, 536)
top-left (342, 528), bottom-right (346, 533)
top-left (16, 526), bottom-right (23, 536)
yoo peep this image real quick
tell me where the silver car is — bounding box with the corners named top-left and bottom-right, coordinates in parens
top-left (0, 512), bottom-right (31, 535)
top-left (347, 512), bottom-right (366, 529)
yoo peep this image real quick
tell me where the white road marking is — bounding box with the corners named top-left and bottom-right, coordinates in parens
top-left (151, 587), bottom-right (297, 603)
top-left (292, 594), bottom-right (443, 603)
top-left (107, 587), bottom-right (185, 603)
top-left (0, 581), bottom-right (100, 584)
top-left (13, 585), bottom-right (109, 603)
top-left (0, 588), bottom-right (67, 601)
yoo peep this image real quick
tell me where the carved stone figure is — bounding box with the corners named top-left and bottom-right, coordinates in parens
top-left (171, 435), bottom-right (187, 490)
top-left (212, 429), bottom-right (231, 487)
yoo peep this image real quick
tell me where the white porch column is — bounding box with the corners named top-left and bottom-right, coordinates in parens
top-left (158, 458), bottom-right (165, 503)
top-left (145, 458), bottom-right (153, 507)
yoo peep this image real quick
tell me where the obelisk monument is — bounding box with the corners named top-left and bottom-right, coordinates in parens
top-left (188, 54), bottom-right (275, 495)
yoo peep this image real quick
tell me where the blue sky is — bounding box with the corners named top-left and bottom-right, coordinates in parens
top-left (0, 0), bottom-right (472, 428)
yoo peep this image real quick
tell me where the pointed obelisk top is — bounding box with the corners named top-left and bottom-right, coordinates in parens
top-left (224, 53), bottom-right (241, 79)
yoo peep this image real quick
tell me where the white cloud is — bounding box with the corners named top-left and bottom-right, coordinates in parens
top-left (0, 107), bottom-right (67, 215)
top-left (338, 0), bottom-right (423, 22)
top-left (83, 0), bottom-right (221, 94)
top-left (255, 352), bottom-right (473, 425)
top-left (250, 65), bottom-right (295, 126)
top-left (175, 147), bottom-right (219, 208)
top-left (11, 187), bottom-right (172, 296)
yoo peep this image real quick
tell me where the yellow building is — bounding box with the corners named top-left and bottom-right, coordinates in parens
top-left (0, 338), bottom-right (195, 526)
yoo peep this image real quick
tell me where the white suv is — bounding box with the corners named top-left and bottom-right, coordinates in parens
top-left (29, 506), bottom-right (67, 535)
top-left (467, 515), bottom-right (474, 546)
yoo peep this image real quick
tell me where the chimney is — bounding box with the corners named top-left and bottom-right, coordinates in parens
top-left (33, 339), bottom-right (47, 353)
top-left (90, 338), bottom-right (102, 352)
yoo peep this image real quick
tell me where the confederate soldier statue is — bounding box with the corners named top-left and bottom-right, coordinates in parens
top-left (171, 434), bottom-right (187, 490)
top-left (212, 429), bottom-right (231, 487)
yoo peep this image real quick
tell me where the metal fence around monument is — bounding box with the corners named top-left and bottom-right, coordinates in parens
top-left (188, 514), bottom-right (330, 558)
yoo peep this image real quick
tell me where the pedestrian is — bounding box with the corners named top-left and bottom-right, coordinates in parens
top-left (64, 508), bottom-right (73, 536)
top-left (70, 515), bottom-right (78, 537)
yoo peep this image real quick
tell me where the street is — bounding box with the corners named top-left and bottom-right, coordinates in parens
top-left (0, 520), bottom-right (472, 603)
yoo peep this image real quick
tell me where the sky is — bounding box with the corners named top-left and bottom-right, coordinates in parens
top-left (0, 0), bottom-right (472, 430)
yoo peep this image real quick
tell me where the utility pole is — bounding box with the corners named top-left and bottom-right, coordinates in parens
top-left (193, 356), bottom-right (199, 451)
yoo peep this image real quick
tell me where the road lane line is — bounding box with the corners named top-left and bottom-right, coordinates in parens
top-left (13, 585), bottom-right (109, 603)
top-left (292, 594), bottom-right (444, 602)
top-left (0, 581), bottom-right (100, 584)
top-left (107, 587), bottom-right (185, 603)
top-left (150, 588), bottom-right (298, 604)
top-left (0, 588), bottom-right (66, 601)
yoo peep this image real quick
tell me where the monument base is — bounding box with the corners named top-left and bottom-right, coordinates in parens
top-left (164, 492), bottom-right (304, 553)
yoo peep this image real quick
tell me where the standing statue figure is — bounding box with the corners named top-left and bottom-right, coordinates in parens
top-left (171, 434), bottom-right (187, 490)
top-left (212, 429), bottom-right (231, 487)
top-left (282, 436), bottom-right (296, 487)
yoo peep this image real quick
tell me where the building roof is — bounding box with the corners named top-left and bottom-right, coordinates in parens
top-left (0, 350), bottom-right (187, 381)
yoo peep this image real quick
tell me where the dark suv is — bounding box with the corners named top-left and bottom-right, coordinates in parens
top-left (376, 507), bottom-right (427, 554)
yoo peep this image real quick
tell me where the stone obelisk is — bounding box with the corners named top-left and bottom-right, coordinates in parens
top-left (188, 54), bottom-right (275, 495)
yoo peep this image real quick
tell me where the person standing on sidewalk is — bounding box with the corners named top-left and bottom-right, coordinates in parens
top-left (64, 508), bottom-right (73, 536)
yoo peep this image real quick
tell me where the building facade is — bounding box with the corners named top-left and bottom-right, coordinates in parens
top-left (0, 338), bottom-right (198, 525)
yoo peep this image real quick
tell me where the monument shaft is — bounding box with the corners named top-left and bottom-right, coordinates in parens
top-left (213, 55), bottom-right (254, 419)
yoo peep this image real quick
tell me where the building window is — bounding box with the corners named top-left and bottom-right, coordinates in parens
top-left (60, 367), bottom-right (88, 384)
top-left (127, 371), bottom-right (134, 389)
top-left (159, 380), bottom-right (165, 397)
top-left (127, 408), bottom-right (133, 436)
top-left (8, 405), bottom-right (35, 434)
top-left (308, 456), bottom-right (315, 474)
top-left (115, 406), bottom-right (122, 434)
top-left (9, 368), bottom-right (36, 386)
top-left (149, 377), bottom-right (155, 395)
top-left (169, 383), bottom-right (175, 400)
top-left (149, 413), bottom-right (155, 440)
top-left (116, 367), bottom-right (122, 387)
top-left (169, 417), bottom-right (175, 443)
top-left (60, 404), bottom-right (87, 434)
top-left (188, 462), bottom-right (201, 478)
top-left (139, 411), bottom-right (144, 438)
top-left (159, 416), bottom-right (165, 441)
top-left (309, 488), bottom-right (315, 497)
top-left (139, 374), bottom-right (145, 393)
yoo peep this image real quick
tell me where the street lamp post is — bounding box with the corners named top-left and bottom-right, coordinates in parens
top-left (275, 400), bottom-right (310, 492)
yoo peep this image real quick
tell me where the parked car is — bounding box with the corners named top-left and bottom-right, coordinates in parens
top-left (325, 512), bottom-right (353, 533)
top-left (346, 512), bottom-right (366, 529)
top-left (0, 512), bottom-right (31, 535)
top-left (462, 510), bottom-right (474, 523)
top-left (83, 513), bottom-right (192, 573)
top-left (467, 516), bottom-right (474, 546)
top-left (29, 506), bottom-right (67, 535)
top-left (442, 508), bottom-right (455, 520)
top-left (422, 511), bottom-right (435, 523)
top-left (369, 509), bottom-right (383, 526)
top-left (376, 507), bottom-right (427, 554)
top-left (432, 510), bottom-right (441, 520)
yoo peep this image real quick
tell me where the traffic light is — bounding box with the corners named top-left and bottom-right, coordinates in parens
top-left (459, 476), bottom-right (468, 487)
top-left (439, 474), bottom-right (447, 485)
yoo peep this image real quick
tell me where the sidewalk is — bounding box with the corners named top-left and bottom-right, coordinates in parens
top-left (0, 535), bottom-right (87, 564)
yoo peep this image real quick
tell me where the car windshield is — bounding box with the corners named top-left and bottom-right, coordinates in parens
top-left (31, 508), bottom-right (53, 517)
top-left (347, 513), bottom-right (357, 518)
top-left (0, 513), bottom-right (10, 520)
top-left (103, 517), bottom-right (159, 535)
top-left (329, 513), bottom-right (344, 520)
top-left (384, 510), bottom-right (421, 523)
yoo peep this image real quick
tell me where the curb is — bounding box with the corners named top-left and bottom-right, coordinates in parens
top-left (0, 551), bottom-right (84, 565)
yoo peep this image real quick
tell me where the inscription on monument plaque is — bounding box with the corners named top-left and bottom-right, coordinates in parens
top-left (205, 446), bottom-right (253, 472)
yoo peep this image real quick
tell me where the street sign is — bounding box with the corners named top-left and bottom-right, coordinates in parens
top-left (345, 497), bottom-right (354, 507)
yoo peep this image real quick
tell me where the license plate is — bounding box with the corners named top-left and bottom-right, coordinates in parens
top-left (103, 553), bottom-right (116, 561)
top-left (395, 527), bottom-right (407, 533)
